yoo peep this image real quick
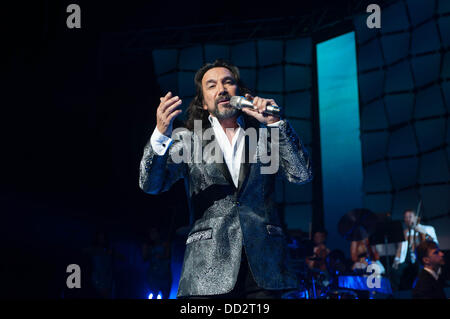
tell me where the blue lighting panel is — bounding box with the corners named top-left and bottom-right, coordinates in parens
top-left (316, 32), bottom-right (364, 252)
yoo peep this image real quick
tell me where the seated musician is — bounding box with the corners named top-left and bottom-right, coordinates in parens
top-left (412, 240), bottom-right (446, 299)
top-left (350, 237), bottom-right (385, 275)
top-left (306, 229), bottom-right (330, 272)
top-left (392, 209), bottom-right (438, 291)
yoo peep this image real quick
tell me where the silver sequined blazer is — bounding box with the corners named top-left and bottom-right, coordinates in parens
top-left (139, 117), bottom-right (313, 297)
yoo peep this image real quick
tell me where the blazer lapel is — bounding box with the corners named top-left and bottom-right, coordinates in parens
top-left (237, 116), bottom-right (260, 194)
top-left (236, 134), bottom-right (251, 194)
top-left (217, 150), bottom-right (235, 188)
top-left (207, 134), bottom-right (235, 188)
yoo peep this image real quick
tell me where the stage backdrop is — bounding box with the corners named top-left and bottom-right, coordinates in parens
top-left (150, 0), bottom-right (450, 257)
top-left (353, 0), bottom-right (450, 249)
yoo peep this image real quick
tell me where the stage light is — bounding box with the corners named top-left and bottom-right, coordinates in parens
top-left (157, 292), bottom-right (162, 299)
top-left (148, 292), bottom-right (154, 299)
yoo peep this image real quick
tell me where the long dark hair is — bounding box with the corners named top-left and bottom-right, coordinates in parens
top-left (185, 59), bottom-right (252, 130)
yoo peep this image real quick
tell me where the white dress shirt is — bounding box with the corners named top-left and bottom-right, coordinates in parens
top-left (207, 114), bottom-right (245, 188)
top-left (150, 114), bottom-right (280, 188)
top-left (398, 224), bottom-right (439, 264)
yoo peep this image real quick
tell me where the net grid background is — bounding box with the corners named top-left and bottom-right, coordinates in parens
top-left (354, 0), bottom-right (450, 247)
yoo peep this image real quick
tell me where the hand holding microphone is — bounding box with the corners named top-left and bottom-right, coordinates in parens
top-left (231, 94), bottom-right (281, 125)
top-left (230, 95), bottom-right (281, 115)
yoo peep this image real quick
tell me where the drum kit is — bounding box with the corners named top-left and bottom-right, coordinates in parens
top-left (284, 209), bottom-right (383, 299)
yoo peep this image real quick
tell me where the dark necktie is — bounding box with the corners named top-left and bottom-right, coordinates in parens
top-left (405, 229), bottom-right (412, 264)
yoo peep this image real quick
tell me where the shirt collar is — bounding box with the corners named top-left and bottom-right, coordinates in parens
top-left (208, 114), bottom-right (245, 130)
top-left (423, 267), bottom-right (441, 281)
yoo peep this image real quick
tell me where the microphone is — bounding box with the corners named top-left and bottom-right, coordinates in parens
top-left (229, 96), bottom-right (281, 115)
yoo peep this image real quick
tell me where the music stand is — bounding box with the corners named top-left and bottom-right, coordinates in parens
top-left (369, 216), bottom-right (404, 277)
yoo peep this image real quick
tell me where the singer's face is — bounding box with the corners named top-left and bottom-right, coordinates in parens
top-left (202, 67), bottom-right (239, 120)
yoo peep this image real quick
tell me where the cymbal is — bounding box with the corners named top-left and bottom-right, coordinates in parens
top-left (338, 208), bottom-right (378, 241)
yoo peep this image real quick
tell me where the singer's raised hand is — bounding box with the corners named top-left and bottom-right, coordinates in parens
top-left (241, 93), bottom-right (280, 125)
top-left (156, 91), bottom-right (183, 137)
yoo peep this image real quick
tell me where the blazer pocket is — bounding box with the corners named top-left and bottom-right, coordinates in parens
top-left (186, 228), bottom-right (213, 245)
top-left (266, 224), bottom-right (284, 237)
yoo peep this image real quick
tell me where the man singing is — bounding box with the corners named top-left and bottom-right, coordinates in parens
top-left (139, 59), bottom-right (313, 298)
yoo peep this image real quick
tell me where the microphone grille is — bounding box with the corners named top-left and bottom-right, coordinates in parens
top-left (229, 96), bottom-right (241, 108)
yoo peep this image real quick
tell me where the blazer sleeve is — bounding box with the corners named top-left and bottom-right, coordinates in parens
top-left (139, 128), bottom-right (190, 194)
top-left (270, 119), bottom-right (313, 184)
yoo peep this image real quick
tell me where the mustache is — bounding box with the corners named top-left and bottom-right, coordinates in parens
top-left (216, 94), bottom-right (232, 104)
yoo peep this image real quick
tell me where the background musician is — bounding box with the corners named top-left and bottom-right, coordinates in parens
top-left (412, 240), bottom-right (446, 299)
top-left (391, 209), bottom-right (439, 291)
top-left (306, 229), bottom-right (330, 272)
top-left (350, 237), bottom-right (385, 275)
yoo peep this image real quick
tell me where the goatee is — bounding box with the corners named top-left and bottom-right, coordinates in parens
top-left (213, 103), bottom-right (239, 120)
top-left (213, 95), bottom-right (239, 120)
